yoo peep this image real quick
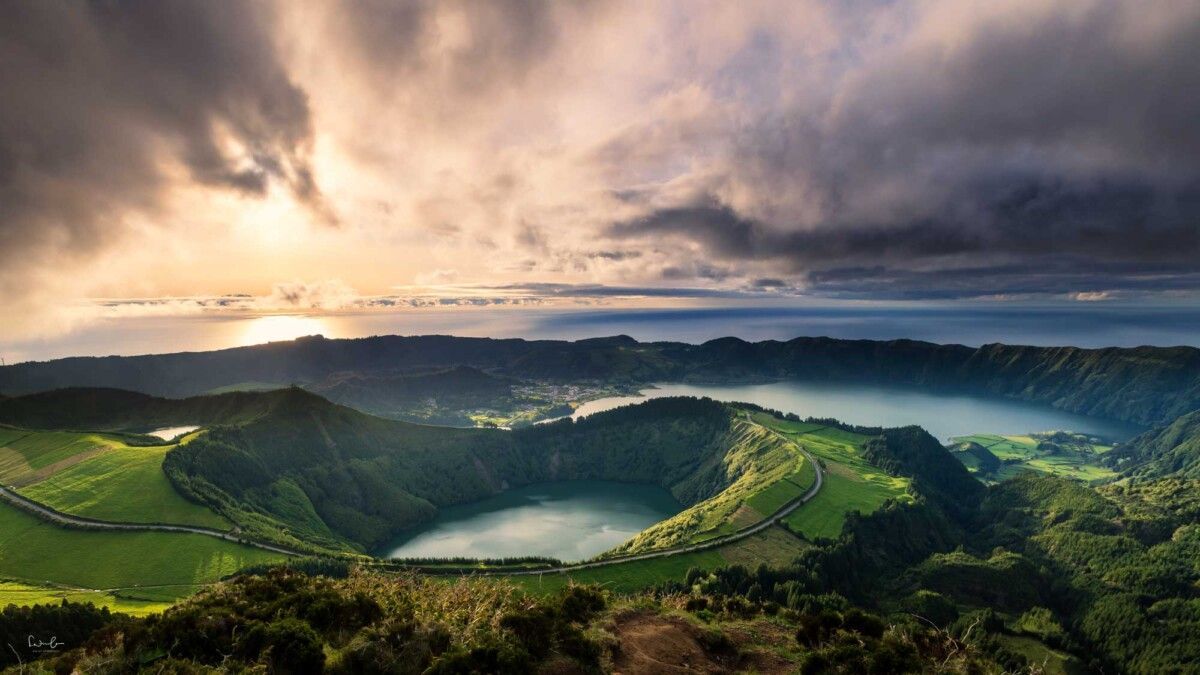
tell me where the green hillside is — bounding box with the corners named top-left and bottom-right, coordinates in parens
top-left (17, 432), bottom-right (228, 529)
top-left (163, 392), bottom-right (807, 553)
top-left (0, 426), bottom-right (131, 486)
top-left (611, 419), bottom-right (814, 552)
top-left (308, 366), bottom-right (518, 424)
top-left (2, 388), bottom-right (924, 561)
top-left (520, 525), bottom-right (807, 594)
top-left (1105, 409), bottom-right (1200, 479)
top-left (8, 565), bottom-right (1025, 674)
top-left (0, 387), bottom-right (303, 432)
top-left (6, 382), bottom-right (1198, 671)
top-left (750, 413), bottom-right (913, 540)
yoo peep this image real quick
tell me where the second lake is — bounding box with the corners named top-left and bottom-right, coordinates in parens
top-left (569, 381), bottom-right (1143, 442)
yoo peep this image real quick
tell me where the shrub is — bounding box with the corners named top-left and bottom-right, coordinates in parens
top-left (239, 618), bottom-right (325, 674)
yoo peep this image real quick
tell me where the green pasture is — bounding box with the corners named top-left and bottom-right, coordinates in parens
top-left (784, 468), bottom-right (905, 540)
top-left (997, 635), bottom-right (1081, 675)
top-left (0, 501), bottom-right (283, 606)
top-left (744, 459), bottom-right (817, 517)
top-left (0, 580), bottom-right (171, 616)
top-left (950, 433), bottom-right (1116, 483)
top-left (19, 436), bottom-right (229, 529)
top-left (752, 413), bottom-right (912, 540)
top-left (0, 429), bottom-right (126, 485)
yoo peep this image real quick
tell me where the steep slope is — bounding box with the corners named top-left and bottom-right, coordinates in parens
top-left (1105, 409), bottom-right (1200, 479)
top-left (862, 427), bottom-right (984, 517)
top-left (3, 334), bottom-right (1197, 425)
top-left (162, 393), bottom-right (755, 552)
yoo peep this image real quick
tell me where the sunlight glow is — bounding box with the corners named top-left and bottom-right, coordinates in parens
top-left (236, 315), bottom-right (330, 347)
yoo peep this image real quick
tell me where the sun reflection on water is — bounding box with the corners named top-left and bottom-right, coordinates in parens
top-left (236, 315), bottom-right (331, 347)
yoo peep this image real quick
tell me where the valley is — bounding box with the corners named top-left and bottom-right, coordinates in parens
top-left (1, 333), bottom-right (1199, 672)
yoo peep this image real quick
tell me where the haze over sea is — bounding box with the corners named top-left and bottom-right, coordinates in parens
top-left (5, 304), bottom-right (1200, 363)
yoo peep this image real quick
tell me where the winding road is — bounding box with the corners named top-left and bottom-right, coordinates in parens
top-left (0, 416), bottom-right (823, 577)
top-left (0, 484), bottom-right (306, 557)
top-left (448, 419), bottom-right (824, 576)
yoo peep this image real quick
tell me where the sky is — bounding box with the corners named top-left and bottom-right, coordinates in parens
top-left (2, 1), bottom-right (1199, 357)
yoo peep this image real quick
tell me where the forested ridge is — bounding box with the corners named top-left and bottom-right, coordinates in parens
top-left (162, 391), bottom-right (774, 552)
top-left (3, 333), bottom-right (1198, 425)
top-left (1105, 408), bottom-right (1200, 479)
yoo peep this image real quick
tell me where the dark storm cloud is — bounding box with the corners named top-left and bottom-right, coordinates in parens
top-left (612, 180), bottom-right (1200, 265)
top-left (605, 1), bottom-right (1200, 299)
top-left (609, 198), bottom-right (982, 261)
top-left (0, 0), bottom-right (330, 294)
top-left (480, 282), bottom-right (752, 300)
top-left (804, 261), bottom-right (1200, 301)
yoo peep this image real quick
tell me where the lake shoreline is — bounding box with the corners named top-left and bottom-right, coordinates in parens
top-left (377, 479), bottom-right (683, 562)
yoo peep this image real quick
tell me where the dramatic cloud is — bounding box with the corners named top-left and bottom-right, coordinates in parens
top-left (2, 0), bottom-right (1198, 342)
top-left (0, 0), bottom-right (332, 335)
top-left (605, 1), bottom-right (1200, 298)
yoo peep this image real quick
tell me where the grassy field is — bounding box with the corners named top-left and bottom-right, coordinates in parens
top-left (0, 580), bottom-right (171, 615)
top-left (0, 427), bottom-right (128, 486)
top-left (13, 430), bottom-right (229, 529)
top-left (0, 501), bottom-right (283, 606)
top-left (751, 413), bottom-right (912, 540)
top-left (784, 468), bottom-right (900, 539)
top-left (616, 418), bottom-right (816, 552)
top-left (951, 433), bottom-right (1116, 483)
top-left (516, 525), bottom-right (806, 595)
top-left (744, 459), bottom-right (817, 516)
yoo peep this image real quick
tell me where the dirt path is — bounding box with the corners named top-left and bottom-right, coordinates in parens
top-left (611, 613), bottom-right (730, 674)
top-left (0, 484), bottom-right (304, 557)
top-left (608, 611), bottom-right (793, 674)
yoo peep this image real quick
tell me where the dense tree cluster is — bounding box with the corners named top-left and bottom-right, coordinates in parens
top-left (0, 601), bottom-right (119, 670)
